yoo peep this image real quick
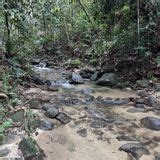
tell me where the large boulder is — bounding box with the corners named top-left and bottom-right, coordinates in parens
top-left (69, 72), bottom-right (84, 84)
top-left (96, 73), bottom-right (118, 87)
top-left (141, 117), bottom-right (160, 130)
top-left (19, 138), bottom-right (44, 160)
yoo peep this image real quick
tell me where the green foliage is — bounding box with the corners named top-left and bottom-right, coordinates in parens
top-left (68, 59), bottom-right (82, 68)
top-left (0, 119), bottom-right (13, 134)
top-left (0, 119), bottom-right (13, 144)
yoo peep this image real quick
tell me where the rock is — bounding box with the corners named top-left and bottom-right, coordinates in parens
top-left (19, 137), bottom-right (44, 160)
top-left (0, 147), bottom-right (11, 157)
top-left (137, 90), bottom-right (147, 98)
top-left (96, 73), bottom-right (118, 87)
top-left (116, 81), bottom-right (128, 89)
top-left (80, 68), bottom-right (95, 79)
top-left (117, 135), bottom-right (139, 141)
top-left (42, 103), bottom-right (55, 111)
top-left (29, 98), bottom-right (42, 109)
top-left (9, 110), bottom-right (25, 123)
top-left (31, 58), bottom-right (41, 65)
top-left (102, 65), bottom-right (115, 73)
top-left (146, 95), bottom-right (157, 107)
top-left (38, 119), bottom-right (55, 130)
top-left (119, 143), bottom-right (150, 159)
top-left (90, 118), bottom-right (108, 128)
top-left (77, 128), bottom-right (87, 137)
top-left (127, 108), bottom-right (145, 113)
top-left (100, 98), bottom-right (129, 106)
top-left (45, 107), bottom-right (59, 118)
top-left (135, 104), bottom-right (145, 109)
top-left (141, 117), bottom-right (160, 130)
top-left (93, 130), bottom-right (104, 136)
top-left (31, 76), bottom-right (45, 85)
top-left (82, 88), bottom-right (93, 95)
top-left (47, 85), bottom-right (59, 92)
top-left (56, 113), bottom-right (71, 124)
top-left (90, 71), bottom-right (101, 81)
top-left (135, 99), bottom-right (144, 104)
top-left (136, 79), bottom-right (150, 88)
top-left (154, 104), bottom-right (160, 111)
top-left (70, 72), bottom-right (84, 84)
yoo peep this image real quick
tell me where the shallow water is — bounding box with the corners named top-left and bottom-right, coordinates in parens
top-left (30, 67), bottom-right (160, 160)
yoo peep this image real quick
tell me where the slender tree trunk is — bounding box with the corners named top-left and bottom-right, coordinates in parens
top-left (4, 0), bottom-right (11, 58)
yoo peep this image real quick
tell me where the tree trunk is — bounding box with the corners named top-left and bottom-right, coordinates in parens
top-left (4, 0), bottom-right (11, 58)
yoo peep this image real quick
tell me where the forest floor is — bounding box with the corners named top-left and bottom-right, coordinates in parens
top-left (1, 55), bottom-right (160, 160)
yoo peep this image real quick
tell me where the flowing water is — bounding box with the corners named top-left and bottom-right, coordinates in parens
top-left (3, 66), bottom-right (160, 160)
top-left (30, 66), bottom-right (160, 160)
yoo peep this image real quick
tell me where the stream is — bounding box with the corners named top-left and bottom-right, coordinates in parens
top-left (1, 65), bottom-right (160, 160)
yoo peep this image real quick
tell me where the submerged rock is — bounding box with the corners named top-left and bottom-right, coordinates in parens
top-left (90, 118), bottom-right (109, 128)
top-left (127, 108), bottom-right (145, 113)
top-left (82, 88), bottom-right (93, 95)
top-left (70, 72), bottom-right (84, 84)
top-left (135, 104), bottom-right (145, 109)
top-left (96, 73), bottom-right (118, 87)
top-left (146, 95), bottom-right (157, 107)
top-left (117, 135), bottom-right (139, 142)
top-left (99, 98), bottom-right (129, 106)
top-left (56, 113), bottom-right (71, 124)
top-left (45, 107), bottom-right (59, 118)
top-left (119, 143), bottom-right (149, 159)
top-left (19, 138), bottom-right (45, 160)
top-left (137, 90), bottom-right (147, 98)
top-left (141, 117), bottom-right (160, 130)
top-left (38, 119), bottom-right (55, 130)
top-left (77, 128), bottom-right (87, 137)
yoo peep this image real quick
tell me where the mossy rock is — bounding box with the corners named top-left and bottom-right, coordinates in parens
top-left (136, 79), bottom-right (150, 88)
top-left (8, 110), bottom-right (25, 123)
top-left (19, 137), bottom-right (45, 160)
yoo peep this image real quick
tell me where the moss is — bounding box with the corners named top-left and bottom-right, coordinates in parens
top-left (19, 137), bottom-right (44, 160)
